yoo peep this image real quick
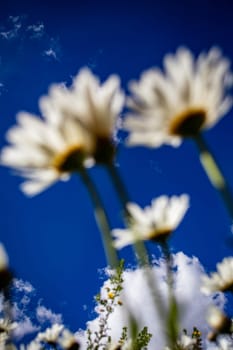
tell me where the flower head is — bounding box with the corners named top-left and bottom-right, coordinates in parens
top-left (59, 329), bottom-right (80, 350)
top-left (40, 68), bottom-right (124, 164)
top-left (112, 194), bottom-right (189, 249)
top-left (124, 47), bottom-right (232, 148)
top-left (201, 257), bottom-right (233, 294)
top-left (36, 324), bottom-right (64, 345)
top-left (1, 69), bottom-right (124, 196)
top-left (0, 318), bottom-right (17, 336)
top-left (206, 306), bottom-right (232, 341)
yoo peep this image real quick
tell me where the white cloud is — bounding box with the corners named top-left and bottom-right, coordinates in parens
top-left (13, 316), bottom-right (40, 340)
top-left (36, 305), bottom-right (63, 325)
top-left (43, 48), bottom-right (58, 61)
top-left (0, 15), bottom-right (24, 40)
top-left (13, 279), bottom-right (35, 294)
top-left (27, 23), bottom-right (45, 39)
top-left (43, 37), bottom-right (61, 61)
top-left (77, 252), bottom-right (226, 350)
top-left (0, 279), bottom-right (63, 341)
top-left (0, 15), bottom-right (62, 64)
top-left (0, 16), bottom-right (45, 41)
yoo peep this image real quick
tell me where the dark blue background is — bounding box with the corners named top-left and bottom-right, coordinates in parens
top-left (1, 0), bottom-right (233, 331)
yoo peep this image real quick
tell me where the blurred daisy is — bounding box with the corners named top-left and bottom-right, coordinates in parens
top-left (201, 257), bottom-right (233, 294)
top-left (0, 111), bottom-right (94, 196)
top-left (0, 318), bottom-right (17, 335)
top-left (59, 329), bottom-right (80, 350)
top-left (124, 47), bottom-right (232, 147)
top-left (112, 194), bottom-right (189, 249)
top-left (206, 306), bottom-right (232, 341)
top-left (0, 69), bottom-right (123, 196)
top-left (40, 68), bottom-right (124, 164)
top-left (37, 324), bottom-right (64, 345)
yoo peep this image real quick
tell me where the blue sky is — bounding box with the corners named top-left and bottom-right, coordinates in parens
top-left (1, 0), bottom-right (233, 335)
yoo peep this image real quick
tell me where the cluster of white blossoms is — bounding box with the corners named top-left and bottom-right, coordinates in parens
top-left (124, 47), bottom-right (233, 147)
top-left (201, 257), bottom-right (233, 294)
top-left (112, 194), bottom-right (189, 248)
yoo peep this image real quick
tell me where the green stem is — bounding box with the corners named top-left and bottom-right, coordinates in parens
top-left (106, 163), bottom-right (149, 266)
top-left (161, 241), bottom-right (179, 349)
top-left (194, 133), bottom-right (233, 220)
top-left (106, 163), bottom-right (131, 218)
top-left (106, 163), bottom-right (167, 323)
top-left (80, 169), bottom-right (119, 269)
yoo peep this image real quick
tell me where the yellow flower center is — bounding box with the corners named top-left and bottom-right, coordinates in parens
top-left (169, 108), bottom-right (206, 137)
top-left (52, 145), bottom-right (86, 173)
top-left (108, 292), bottom-right (115, 299)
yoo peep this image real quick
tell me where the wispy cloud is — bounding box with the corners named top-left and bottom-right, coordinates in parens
top-left (0, 15), bottom-right (25, 40)
top-left (0, 15), bottom-right (61, 61)
top-left (0, 15), bottom-right (45, 41)
top-left (43, 48), bottom-right (58, 61)
top-left (36, 305), bottom-right (62, 325)
top-left (27, 23), bottom-right (45, 39)
top-left (43, 37), bottom-right (61, 61)
top-left (7, 279), bottom-right (63, 341)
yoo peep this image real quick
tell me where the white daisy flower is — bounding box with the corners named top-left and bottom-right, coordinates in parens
top-left (0, 111), bottom-right (95, 196)
top-left (40, 68), bottom-right (124, 164)
top-left (59, 329), bottom-right (80, 350)
top-left (0, 69), bottom-right (124, 196)
top-left (112, 194), bottom-right (189, 249)
top-left (36, 324), bottom-right (64, 345)
top-left (124, 47), bottom-right (233, 148)
top-left (207, 306), bottom-right (232, 342)
top-left (201, 257), bottom-right (233, 294)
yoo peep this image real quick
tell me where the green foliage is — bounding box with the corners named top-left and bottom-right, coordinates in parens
top-left (133, 326), bottom-right (152, 350)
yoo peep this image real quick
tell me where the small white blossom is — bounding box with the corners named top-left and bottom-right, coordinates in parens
top-left (124, 47), bottom-right (232, 148)
top-left (201, 257), bottom-right (233, 294)
top-left (112, 194), bottom-right (189, 248)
